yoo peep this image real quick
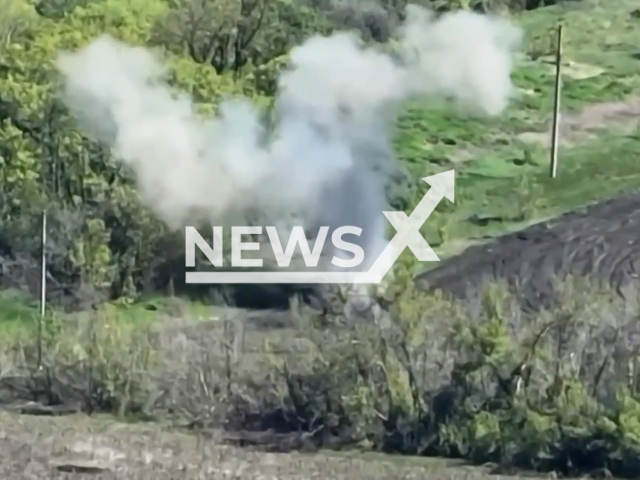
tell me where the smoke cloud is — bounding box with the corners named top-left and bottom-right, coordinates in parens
top-left (55, 6), bottom-right (522, 271)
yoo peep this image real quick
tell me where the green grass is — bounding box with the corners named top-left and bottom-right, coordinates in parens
top-left (106, 296), bottom-right (213, 324)
top-left (415, 131), bottom-right (640, 264)
top-left (0, 289), bottom-right (41, 338)
top-left (0, 289), bottom-right (216, 338)
top-left (390, 0), bottom-right (640, 265)
top-left (395, 0), bottom-right (640, 168)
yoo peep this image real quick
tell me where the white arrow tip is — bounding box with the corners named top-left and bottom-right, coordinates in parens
top-left (422, 169), bottom-right (455, 202)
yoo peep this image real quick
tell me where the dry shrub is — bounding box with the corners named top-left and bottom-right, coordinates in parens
top-left (216, 275), bottom-right (640, 476)
top-left (0, 306), bottom-right (159, 415)
top-left (3, 274), bottom-right (640, 476)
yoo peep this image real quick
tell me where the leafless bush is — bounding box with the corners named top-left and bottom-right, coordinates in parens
top-left (2, 275), bottom-right (640, 475)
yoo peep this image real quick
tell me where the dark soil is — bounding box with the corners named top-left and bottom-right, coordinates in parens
top-left (416, 190), bottom-right (640, 310)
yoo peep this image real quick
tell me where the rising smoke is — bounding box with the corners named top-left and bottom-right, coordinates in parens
top-left (55, 6), bottom-right (522, 271)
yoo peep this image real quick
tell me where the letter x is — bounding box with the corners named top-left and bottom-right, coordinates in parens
top-left (383, 211), bottom-right (439, 261)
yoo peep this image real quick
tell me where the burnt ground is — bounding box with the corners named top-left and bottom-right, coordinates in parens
top-left (0, 411), bottom-right (511, 480)
top-left (416, 189), bottom-right (640, 310)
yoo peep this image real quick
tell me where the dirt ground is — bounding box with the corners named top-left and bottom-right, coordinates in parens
top-left (0, 411), bottom-right (511, 480)
top-left (517, 96), bottom-right (640, 148)
top-left (417, 187), bottom-right (640, 309)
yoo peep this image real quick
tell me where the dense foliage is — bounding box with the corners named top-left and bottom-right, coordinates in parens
top-left (0, 0), bottom-right (571, 309)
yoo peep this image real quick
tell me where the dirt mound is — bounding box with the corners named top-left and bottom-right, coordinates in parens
top-left (416, 190), bottom-right (640, 310)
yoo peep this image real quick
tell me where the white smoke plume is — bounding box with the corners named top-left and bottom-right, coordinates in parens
top-left (55, 6), bottom-right (522, 271)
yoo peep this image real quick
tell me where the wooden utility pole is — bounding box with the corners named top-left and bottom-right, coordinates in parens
top-left (549, 24), bottom-right (563, 178)
top-left (37, 210), bottom-right (47, 369)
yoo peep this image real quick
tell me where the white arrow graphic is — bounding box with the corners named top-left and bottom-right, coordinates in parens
top-left (185, 170), bottom-right (454, 284)
top-left (363, 169), bottom-right (455, 283)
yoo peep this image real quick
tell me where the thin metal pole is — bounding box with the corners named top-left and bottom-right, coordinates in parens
top-left (549, 24), bottom-right (563, 178)
top-left (37, 210), bottom-right (47, 369)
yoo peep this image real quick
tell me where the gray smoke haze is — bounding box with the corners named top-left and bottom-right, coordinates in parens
top-left (55, 6), bottom-right (522, 271)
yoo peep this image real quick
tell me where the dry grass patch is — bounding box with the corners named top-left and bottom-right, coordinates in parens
top-left (0, 411), bottom-right (501, 480)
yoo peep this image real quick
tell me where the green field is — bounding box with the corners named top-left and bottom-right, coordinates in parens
top-left (397, 0), bottom-right (640, 262)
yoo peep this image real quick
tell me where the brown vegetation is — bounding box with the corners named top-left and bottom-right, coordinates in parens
top-left (3, 275), bottom-right (640, 477)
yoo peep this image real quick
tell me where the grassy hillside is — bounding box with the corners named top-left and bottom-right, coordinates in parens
top-left (407, 0), bottom-right (640, 262)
